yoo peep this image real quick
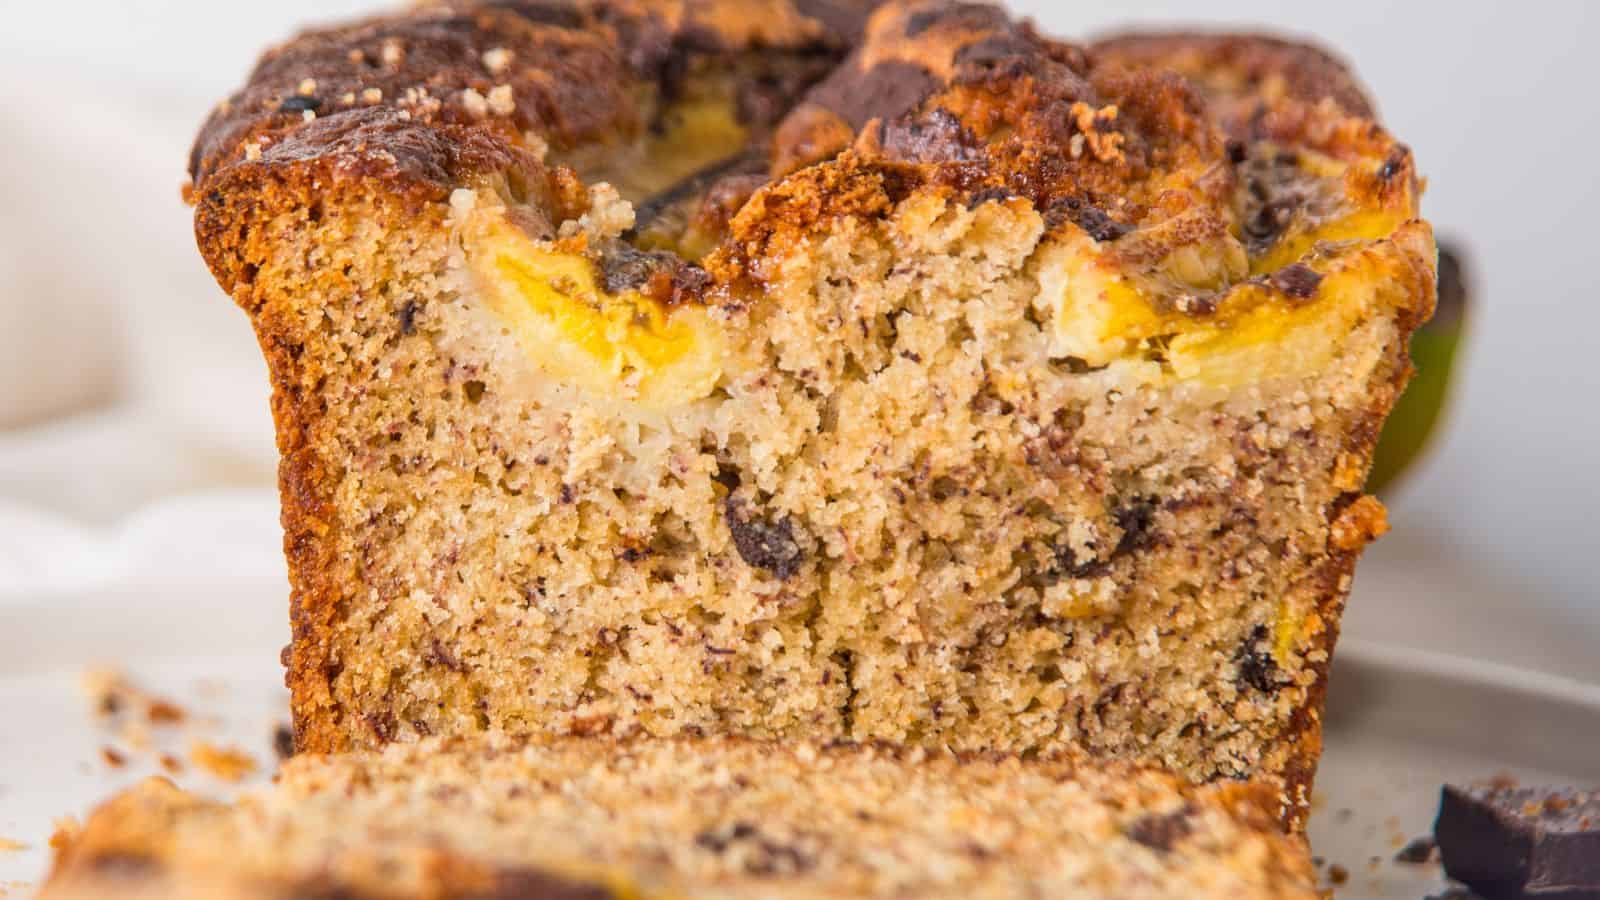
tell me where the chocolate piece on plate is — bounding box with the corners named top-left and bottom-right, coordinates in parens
top-left (1434, 783), bottom-right (1600, 900)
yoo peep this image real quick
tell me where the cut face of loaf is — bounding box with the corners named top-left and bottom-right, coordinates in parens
top-left (42, 736), bottom-right (1320, 899)
top-left (187, 0), bottom-right (1436, 827)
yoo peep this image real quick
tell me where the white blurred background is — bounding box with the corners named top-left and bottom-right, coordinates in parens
top-left (1, 2), bottom-right (1596, 675)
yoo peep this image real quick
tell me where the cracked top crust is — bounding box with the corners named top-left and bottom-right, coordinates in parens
top-left (1089, 31), bottom-right (1376, 124)
top-left (190, 1), bottom-right (1422, 316)
top-left (188, 0), bottom-right (876, 183)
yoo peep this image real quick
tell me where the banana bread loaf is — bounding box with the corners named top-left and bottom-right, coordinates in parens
top-left (187, 0), bottom-right (1435, 826)
top-left (43, 735), bottom-right (1318, 899)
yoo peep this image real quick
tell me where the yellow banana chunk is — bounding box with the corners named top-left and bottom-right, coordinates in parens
top-left (467, 216), bottom-right (724, 410)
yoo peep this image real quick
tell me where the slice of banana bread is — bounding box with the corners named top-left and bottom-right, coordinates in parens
top-left (187, 0), bottom-right (1435, 825)
top-left (43, 736), bottom-right (1318, 899)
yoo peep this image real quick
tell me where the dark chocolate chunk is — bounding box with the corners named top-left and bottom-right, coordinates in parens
top-left (1243, 196), bottom-right (1296, 249)
top-left (792, 0), bottom-right (878, 42)
top-left (397, 300), bottom-right (419, 335)
top-left (905, 3), bottom-right (1008, 38)
top-left (1111, 499), bottom-right (1156, 554)
top-left (882, 107), bottom-right (983, 164)
top-left (954, 33), bottom-right (1041, 80)
top-left (598, 244), bottom-right (669, 295)
top-left (724, 496), bottom-right (806, 580)
top-left (278, 94), bottom-right (323, 113)
top-left (472, 866), bottom-right (614, 900)
top-left (1125, 805), bottom-right (1196, 852)
top-left (808, 59), bottom-right (939, 130)
top-left (1067, 203), bottom-right (1134, 243)
top-left (1050, 542), bottom-right (1110, 580)
top-left (1234, 624), bottom-right (1283, 694)
top-left (1396, 836), bottom-right (1438, 864)
top-left (964, 185), bottom-right (1017, 209)
top-left (711, 463), bottom-right (742, 492)
top-left (1435, 784), bottom-right (1600, 900)
top-left (272, 722), bottom-right (296, 760)
top-left (1269, 263), bottom-right (1324, 300)
top-left (694, 821), bottom-right (812, 876)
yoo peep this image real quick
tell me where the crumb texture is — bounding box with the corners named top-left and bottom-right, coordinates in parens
top-left (42, 736), bottom-right (1319, 899)
top-left (187, 0), bottom-right (1437, 829)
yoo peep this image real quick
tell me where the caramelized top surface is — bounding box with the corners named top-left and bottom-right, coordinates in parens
top-left (188, 0), bottom-right (877, 188)
top-left (189, 0), bottom-right (1423, 322)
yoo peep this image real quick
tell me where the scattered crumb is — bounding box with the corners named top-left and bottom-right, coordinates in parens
top-left (1486, 771), bottom-right (1519, 790)
top-left (119, 719), bottom-right (151, 751)
top-left (100, 746), bottom-right (127, 769)
top-left (49, 818), bottom-right (80, 851)
top-left (79, 667), bottom-right (126, 717)
top-left (190, 741), bottom-right (259, 783)
top-left (361, 87), bottom-right (383, 104)
top-left (0, 838), bottom-right (25, 853)
top-left (1327, 863), bottom-right (1349, 885)
top-left (80, 668), bottom-right (188, 728)
top-left (1334, 807), bottom-right (1354, 824)
top-left (1311, 856), bottom-right (1325, 867)
top-left (147, 700), bottom-right (186, 725)
top-left (160, 753), bottom-right (185, 775)
top-left (1395, 836), bottom-right (1437, 864)
top-left (272, 723), bottom-right (295, 761)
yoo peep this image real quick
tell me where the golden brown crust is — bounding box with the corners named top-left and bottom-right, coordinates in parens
top-left (1275, 227), bottom-right (1437, 826)
top-left (187, 0), bottom-right (1434, 827)
top-left (1089, 31), bottom-right (1376, 124)
top-left (732, 1), bottom-right (1421, 323)
top-left (192, 1), bottom-right (1422, 316)
top-left (188, 1), bottom-right (876, 189)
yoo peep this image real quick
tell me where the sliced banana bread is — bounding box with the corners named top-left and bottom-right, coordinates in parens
top-left (187, 0), bottom-right (1435, 825)
top-left (43, 735), bottom-right (1318, 899)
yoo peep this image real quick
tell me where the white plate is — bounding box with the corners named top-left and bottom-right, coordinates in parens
top-left (3, 578), bottom-right (1598, 898)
